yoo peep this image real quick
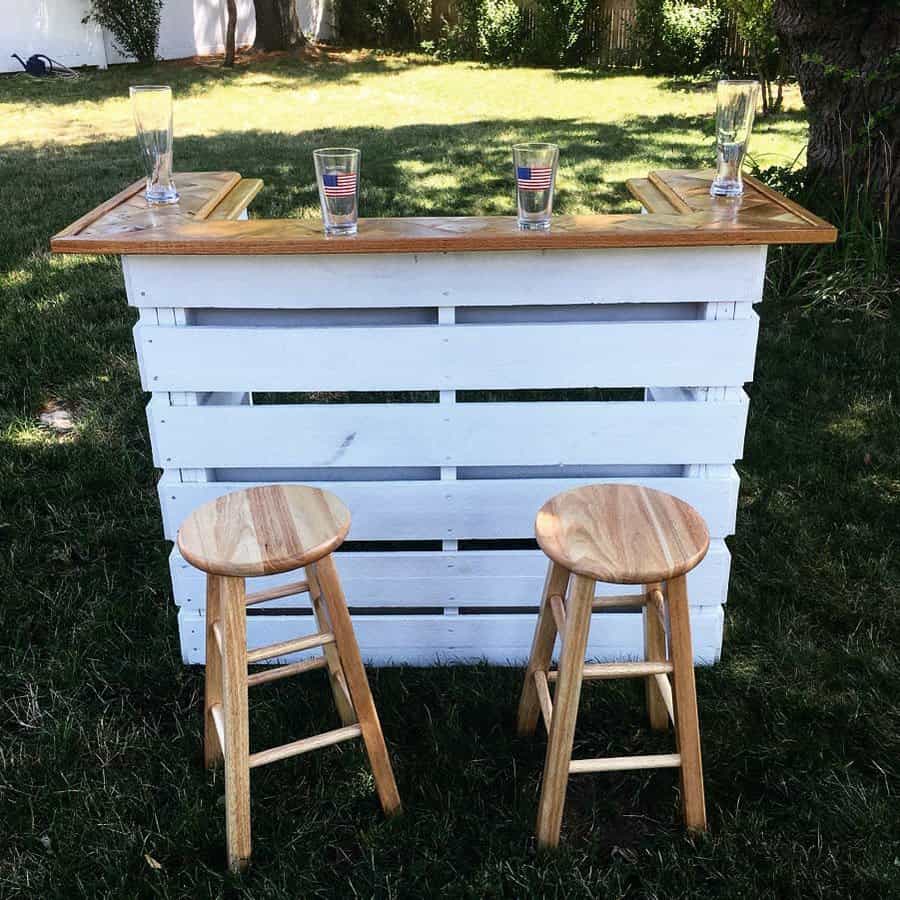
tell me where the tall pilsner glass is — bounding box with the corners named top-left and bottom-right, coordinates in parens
top-left (130, 85), bottom-right (179, 205)
top-left (710, 80), bottom-right (760, 198)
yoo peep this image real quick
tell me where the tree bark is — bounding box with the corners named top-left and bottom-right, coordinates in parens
top-left (773, 0), bottom-right (899, 236)
top-left (224, 0), bottom-right (237, 66)
top-left (253, 0), bottom-right (306, 51)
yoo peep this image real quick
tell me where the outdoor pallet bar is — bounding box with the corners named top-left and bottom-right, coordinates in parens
top-left (51, 169), bottom-right (836, 666)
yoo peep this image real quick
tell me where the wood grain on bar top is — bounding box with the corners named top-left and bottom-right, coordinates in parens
top-left (51, 168), bottom-right (836, 255)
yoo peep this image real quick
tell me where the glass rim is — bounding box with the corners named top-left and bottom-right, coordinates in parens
top-left (716, 79), bottom-right (760, 87)
top-left (313, 147), bottom-right (361, 158)
top-left (512, 142), bottom-right (559, 152)
top-left (129, 84), bottom-right (172, 93)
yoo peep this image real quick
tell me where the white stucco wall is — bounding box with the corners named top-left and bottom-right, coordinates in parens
top-left (1, 0), bottom-right (333, 74)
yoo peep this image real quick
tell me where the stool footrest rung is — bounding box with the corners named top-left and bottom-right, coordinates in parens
top-left (547, 661), bottom-right (673, 682)
top-left (245, 579), bottom-right (309, 607)
top-left (246, 631), bottom-right (335, 664)
top-left (248, 724), bottom-right (362, 769)
top-left (569, 753), bottom-right (682, 774)
top-left (592, 594), bottom-right (647, 610)
top-left (247, 656), bottom-right (328, 687)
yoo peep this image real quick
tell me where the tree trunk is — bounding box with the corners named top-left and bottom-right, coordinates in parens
top-left (253, 0), bottom-right (306, 51)
top-left (773, 0), bottom-right (899, 236)
top-left (225, 0), bottom-right (237, 66)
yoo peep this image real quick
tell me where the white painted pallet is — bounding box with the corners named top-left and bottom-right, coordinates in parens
top-left (124, 244), bottom-right (766, 666)
top-left (168, 541), bottom-right (732, 610)
top-left (178, 607), bottom-right (726, 666)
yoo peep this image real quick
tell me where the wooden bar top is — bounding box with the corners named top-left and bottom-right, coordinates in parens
top-left (51, 169), bottom-right (836, 255)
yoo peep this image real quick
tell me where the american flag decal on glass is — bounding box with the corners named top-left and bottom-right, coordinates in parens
top-left (516, 165), bottom-right (553, 191)
top-left (322, 171), bottom-right (357, 197)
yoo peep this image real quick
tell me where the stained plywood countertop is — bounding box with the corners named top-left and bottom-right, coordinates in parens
top-left (50, 169), bottom-right (836, 255)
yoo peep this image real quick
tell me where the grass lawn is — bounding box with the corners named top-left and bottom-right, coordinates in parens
top-left (1, 52), bottom-right (898, 897)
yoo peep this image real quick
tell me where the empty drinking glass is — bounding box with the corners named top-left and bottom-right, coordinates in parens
top-left (710, 80), bottom-right (760, 198)
top-left (130, 85), bottom-right (179, 205)
top-left (513, 143), bottom-right (558, 231)
top-left (314, 148), bottom-right (360, 235)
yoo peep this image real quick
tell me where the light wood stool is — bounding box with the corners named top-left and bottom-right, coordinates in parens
top-left (177, 484), bottom-right (401, 871)
top-left (517, 484), bottom-right (710, 848)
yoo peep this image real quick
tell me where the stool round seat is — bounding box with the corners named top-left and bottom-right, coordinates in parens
top-left (178, 484), bottom-right (351, 577)
top-left (535, 484), bottom-right (709, 584)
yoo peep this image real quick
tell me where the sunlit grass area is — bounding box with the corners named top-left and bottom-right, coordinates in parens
top-left (1, 52), bottom-right (898, 898)
top-left (0, 51), bottom-right (807, 218)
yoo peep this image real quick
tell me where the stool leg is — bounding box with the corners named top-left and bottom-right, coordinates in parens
top-left (643, 581), bottom-right (669, 731)
top-left (517, 561), bottom-right (570, 736)
top-left (667, 574), bottom-right (707, 831)
top-left (219, 575), bottom-right (252, 871)
top-left (204, 575), bottom-right (224, 767)
top-left (307, 565), bottom-right (357, 727)
top-left (314, 555), bottom-right (402, 817)
top-left (535, 573), bottom-right (594, 849)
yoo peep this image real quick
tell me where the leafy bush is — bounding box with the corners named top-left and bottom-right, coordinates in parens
top-left (525, 0), bottom-right (590, 66)
top-left (84, 0), bottom-right (164, 64)
top-left (431, 0), bottom-right (524, 62)
top-left (338, 0), bottom-right (413, 47)
top-left (480, 0), bottom-right (526, 62)
top-left (635, 0), bottom-right (726, 75)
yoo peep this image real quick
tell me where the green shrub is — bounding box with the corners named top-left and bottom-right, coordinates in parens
top-left (83, 0), bottom-right (164, 64)
top-left (635, 0), bottom-right (726, 75)
top-left (524, 0), bottom-right (590, 66)
top-left (479, 0), bottom-right (526, 62)
top-left (338, 0), bottom-right (425, 48)
top-left (431, 0), bottom-right (525, 62)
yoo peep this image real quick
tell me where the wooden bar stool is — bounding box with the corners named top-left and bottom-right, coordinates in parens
top-left (516, 484), bottom-right (709, 848)
top-left (177, 484), bottom-right (401, 871)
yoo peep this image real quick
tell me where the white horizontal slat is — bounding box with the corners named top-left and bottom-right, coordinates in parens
top-left (157, 471), bottom-right (740, 541)
top-left (135, 316), bottom-right (760, 392)
top-left (178, 605), bottom-right (724, 666)
top-left (123, 246), bottom-right (767, 309)
top-left (147, 396), bottom-right (749, 469)
top-left (169, 541), bottom-right (731, 609)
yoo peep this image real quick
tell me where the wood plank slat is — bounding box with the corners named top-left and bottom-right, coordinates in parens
top-left (626, 178), bottom-right (680, 214)
top-left (161, 478), bottom-right (741, 547)
top-left (135, 315), bottom-right (760, 392)
top-left (52, 177), bottom-right (146, 239)
top-left (122, 245), bottom-right (768, 309)
top-left (208, 178), bottom-right (264, 221)
top-left (51, 210), bottom-right (834, 255)
top-left (179, 605), bottom-right (727, 666)
top-left (50, 169), bottom-right (835, 255)
top-left (147, 396), bottom-right (749, 470)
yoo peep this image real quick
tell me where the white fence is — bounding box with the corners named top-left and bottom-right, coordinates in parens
top-left (1, 0), bottom-right (333, 74)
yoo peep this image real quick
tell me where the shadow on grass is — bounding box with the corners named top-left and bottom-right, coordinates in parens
top-left (553, 66), bottom-right (644, 81)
